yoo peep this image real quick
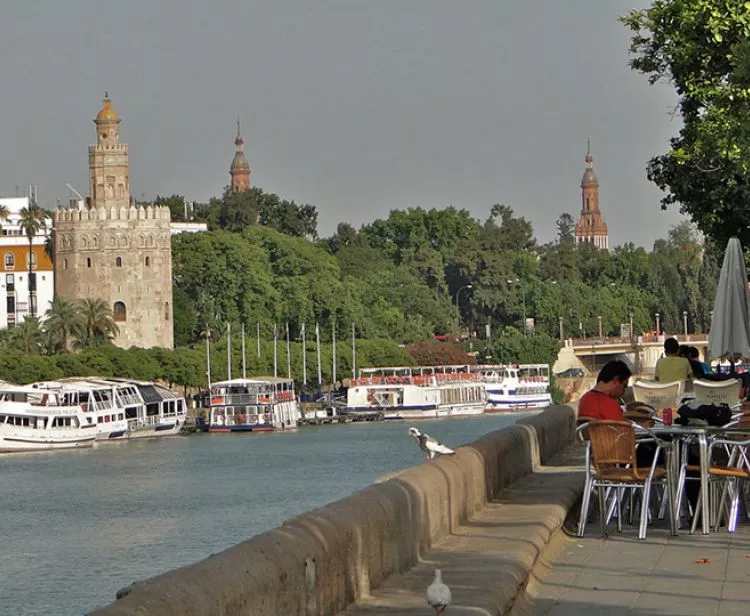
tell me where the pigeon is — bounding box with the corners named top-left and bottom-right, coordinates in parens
top-left (426, 568), bottom-right (451, 614)
top-left (408, 427), bottom-right (455, 460)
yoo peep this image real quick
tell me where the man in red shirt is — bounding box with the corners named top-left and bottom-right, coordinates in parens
top-left (578, 360), bottom-right (632, 421)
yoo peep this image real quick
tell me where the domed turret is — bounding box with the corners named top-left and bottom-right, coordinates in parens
top-left (95, 94), bottom-right (120, 123)
top-left (230, 118), bottom-right (251, 191)
top-left (575, 139), bottom-right (609, 250)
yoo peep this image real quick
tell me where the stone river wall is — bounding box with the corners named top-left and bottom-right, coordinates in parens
top-left (91, 405), bottom-right (576, 616)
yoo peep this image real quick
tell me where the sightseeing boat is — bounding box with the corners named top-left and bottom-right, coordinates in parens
top-left (470, 363), bottom-right (552, 412)
top-left (344, 365), bottom-right (487, 420)
top-left (207, 377), bottom-right (299, 432)
top-left (32, 378), bottom-right (186, 440)
top-left (0, 385), bottom-right (98, 453)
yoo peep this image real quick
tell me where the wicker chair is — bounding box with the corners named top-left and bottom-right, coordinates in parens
top-left (577, 420), bottom-right (670, 540)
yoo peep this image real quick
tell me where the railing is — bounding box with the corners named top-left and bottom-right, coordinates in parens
top-left (568, 332), bottom-right (708, 348)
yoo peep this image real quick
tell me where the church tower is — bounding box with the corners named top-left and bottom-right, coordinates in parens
top-left (230, 119), bottom-right (251, 191)
top-left (575, 140), bottom-right (609, 250)
top-left (54, 95), bottom-right (174, 349)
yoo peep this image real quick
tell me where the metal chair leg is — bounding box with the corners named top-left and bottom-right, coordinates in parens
top-left (578, 479), bottom-right (594, 538)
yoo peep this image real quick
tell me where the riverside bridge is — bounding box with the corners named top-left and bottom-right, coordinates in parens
top-left (555, 332), bottom-right (710, 375)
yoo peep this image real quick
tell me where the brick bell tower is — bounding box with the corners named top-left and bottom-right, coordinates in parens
top-left (230, 118), bottom-right (251, 191)
top-left (575, 140), bottom-right (609, 250)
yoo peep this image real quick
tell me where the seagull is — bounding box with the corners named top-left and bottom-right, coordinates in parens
top-left (408, 427), bottom-right (455, 460)
top-left (426, 568), bottom-right (452, 614)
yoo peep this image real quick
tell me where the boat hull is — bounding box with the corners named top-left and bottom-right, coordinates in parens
top-left (0, 432), bottom-right (96, 453)
top-left (346, 402), bottom-right (486, 420)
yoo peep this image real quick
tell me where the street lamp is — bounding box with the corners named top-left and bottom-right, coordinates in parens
top-left (655, 312), bottom-right (661, 335)
top-left (597, 315), bottom-right (603, 338)
top-left (507, 278), bottom-right (527, 336)
top-left (683, 311), bottom-right (688, 336)
top-left (558, 315), bottom-right (564, 341)
top-left (629, 312), bottom-right (634, 342)
top-left (454, 284), bottom-right (473, 328)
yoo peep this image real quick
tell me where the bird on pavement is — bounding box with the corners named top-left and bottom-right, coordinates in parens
top-left (408, 427), bottom-right (455, 460)
top-left (426, 568), bottom-right (451, 614)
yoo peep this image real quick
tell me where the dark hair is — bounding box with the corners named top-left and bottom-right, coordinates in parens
top-left (664, 337), bottom-right (680, 355)
top-left (596, 360), bottom-right (632, 384)
top-left (688, 346), bottom-right (700, 360)
top-left (678, 344), bottom-right (690, 357)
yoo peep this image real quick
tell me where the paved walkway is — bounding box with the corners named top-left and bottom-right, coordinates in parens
top-left (524, 514), bottom-right (750, 615)
top-left (339, 447), bottom-right (584, 615)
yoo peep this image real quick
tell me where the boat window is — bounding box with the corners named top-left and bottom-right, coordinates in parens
top-left (118, 413), bottom-right (124, 420)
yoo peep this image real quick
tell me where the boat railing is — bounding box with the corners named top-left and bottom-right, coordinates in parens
top-left (117, 393), bottom-right (142, 406)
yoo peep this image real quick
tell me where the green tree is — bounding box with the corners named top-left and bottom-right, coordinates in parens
top-left (44, 297), bottom-right (81, 352)
top-left (10, 317), bottom-right (44, 355)
top-left (18, 204), bottom-right (46, 317)
top-left (622, 2), bottom-right (750, 245)
top-left (73, 298), bottom-right (119, 348)
top-left (155, 194), bottom-right (187, 222)
top-left (0, 204), bottom-right (9, 233)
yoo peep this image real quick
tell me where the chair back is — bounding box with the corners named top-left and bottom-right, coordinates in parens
top-left (693, 378), bottom-right (742, 407)
top-left (587, 421), bottom-right (638, 477)
top-left (632, 379), bottom-right (683, 409)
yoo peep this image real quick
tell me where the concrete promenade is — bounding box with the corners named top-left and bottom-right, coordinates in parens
top-left (522, 518), bottom-right (750, 615)
top-left (339, 446), bottom-right (583, 615)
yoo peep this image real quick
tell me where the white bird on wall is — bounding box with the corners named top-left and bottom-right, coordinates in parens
top-left (408, 427), bottom-right (455, 460)
top-left (426, 568), bottom-right (452, 614)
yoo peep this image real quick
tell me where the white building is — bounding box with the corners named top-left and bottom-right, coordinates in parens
top-left (0, 196), bottom-right (54, 328)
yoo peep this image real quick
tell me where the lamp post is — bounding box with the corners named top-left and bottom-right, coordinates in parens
top-left (683, 311), bottom-right (688, 336)
top-left (597, 315), bottom-right (603, 338)
top-left (507, 278), bottom-right (527, 336)
top-left (558, 315), bottom-right (564, 341)
top-left (629, 312), bottom-right (634, 340)
top-left (454, 284), bottom-right (473, 330)
top-left (655, 312), bottom-right (661, 335)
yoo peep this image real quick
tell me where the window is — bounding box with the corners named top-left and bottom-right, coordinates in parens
top-left (86, 258), bottom-right (92, 268)
top-left (145, 256), bottom-right (151, 267)
top-left (27, 252), bottom-right (37, 269)
top-left (6, 274), bottom-right (13, 292)
top-left (30, 296), bottom-right (37, 315)
top-left (6, 296), bottom-right (15, 314)
top-left (164, 301), bottom-right (169, 321)
top-left (4, 253), bottom-right (14, 270)
top-left (113, 301), bottom-right (127, 322)
top-left (115, 256), bottom-right (122, 267)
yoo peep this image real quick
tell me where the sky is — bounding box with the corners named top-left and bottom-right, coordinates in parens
top-left (0, 1), bottom-right (685, 247)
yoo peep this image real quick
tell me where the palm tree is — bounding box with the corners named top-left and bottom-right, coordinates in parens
top-left (73, 298), bottom-right (119, 348)
top-left (18, 205), bottom-right (47, 317)
top-left (9, 316), bottom-right (43, 354)
top-left (0, 204), bottom-right (9, 234)
top-left (44, 297), bottom-right (81, 352)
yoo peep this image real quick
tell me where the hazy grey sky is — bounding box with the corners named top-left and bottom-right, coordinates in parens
top-left (0, 1), bottom-right (684, 247)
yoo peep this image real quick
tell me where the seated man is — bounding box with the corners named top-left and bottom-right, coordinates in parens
top-left (655, 337), bottom-right (692, 384)
top-left (578, 360), bottom-right (632, 421)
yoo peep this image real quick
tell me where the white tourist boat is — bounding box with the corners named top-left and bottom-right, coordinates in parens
top-left (32, 378), bottom-right (187, 440)
top-left (471, 363), bottom-right (552, 412)
top-left (207, 377), bottom-right (299, 432)
top-left (345, 365), bottom-right (487, 420)
top-left (0, 385), bottom-right (98, 453)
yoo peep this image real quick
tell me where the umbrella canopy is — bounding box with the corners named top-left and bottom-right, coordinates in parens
top-left (709, 237), bottom-right (750, 362)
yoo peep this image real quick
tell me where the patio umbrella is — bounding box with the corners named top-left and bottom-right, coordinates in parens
top-left (708, 236), bottom-right (750, 366)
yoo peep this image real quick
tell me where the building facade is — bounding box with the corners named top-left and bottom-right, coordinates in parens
top-left (0, 196), bottom-right (54, 328)
top-left (54, 95), bottom-right (174, 349)
top-left (230, 119), bottom-right (251, 191)
top-left (575, 141), bottom-right (609, 250)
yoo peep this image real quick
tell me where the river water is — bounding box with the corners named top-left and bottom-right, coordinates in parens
top-left (1, 413), bottom-right (534, 615)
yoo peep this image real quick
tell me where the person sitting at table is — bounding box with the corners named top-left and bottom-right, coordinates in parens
top-left (655, 337), bottom-right (692, 384)
top-left (578, 360), bottom-right (631, 421)
top-left (679, 344), bottom-right (709, 379)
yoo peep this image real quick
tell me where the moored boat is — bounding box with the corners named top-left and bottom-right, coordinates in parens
top-left (0, 385), bottom-right (97, 453)
top-left (471, 363), bottom-right (552, 412)
top-left (208, 377), bottom-right (299, 432)
top-left (344, 365), bottom-right (487, 420)
top-left (32, 378), bottom-right (187, 440)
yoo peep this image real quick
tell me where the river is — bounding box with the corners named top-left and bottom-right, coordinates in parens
top-left (1, 413), bottom-right (534, 615)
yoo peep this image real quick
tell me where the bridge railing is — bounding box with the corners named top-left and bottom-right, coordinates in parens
top-left (566, 332), bottom-right (708, 348)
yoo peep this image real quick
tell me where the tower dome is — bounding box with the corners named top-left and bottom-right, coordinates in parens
top-left (229, 118), bottom-right (251, 191)
top-left (95, 94), bottom-right (120, 123)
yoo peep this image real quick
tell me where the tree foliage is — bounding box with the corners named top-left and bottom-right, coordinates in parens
top-left (622, 2), bottom-right (750, 245)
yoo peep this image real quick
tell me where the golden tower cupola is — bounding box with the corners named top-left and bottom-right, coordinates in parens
top-left (95, 93), bottom-right (120, 123)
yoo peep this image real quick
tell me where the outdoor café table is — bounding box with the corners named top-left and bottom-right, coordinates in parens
top-left (651, 424), bottom-right (750, 534)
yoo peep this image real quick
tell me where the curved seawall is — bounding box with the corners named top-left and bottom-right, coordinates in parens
top-left (91, 405), bottom-right (576, 615)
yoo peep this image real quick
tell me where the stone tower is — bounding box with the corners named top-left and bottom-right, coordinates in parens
top-left (54, 95), bottom-right (174, 349)
top-left (575, 140), bottom-right (609, 250)
top-left (230, 118), bottom-right (251, 191)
